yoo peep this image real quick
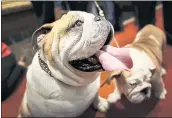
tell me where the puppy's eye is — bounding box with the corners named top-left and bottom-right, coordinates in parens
top-left (129, 80), bottom-right (138, 86)
top-left (75, 20), bottom-right (83, 27)
top-left (129, 82), bottom-right (137, 86)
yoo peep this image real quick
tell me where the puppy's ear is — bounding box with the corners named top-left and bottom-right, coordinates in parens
top-left (32, 23), bottom-right (54, 51)
top-left (106, 70), bottom-right (123, 84)
top-left (107, 70), bottom-right (131, 86)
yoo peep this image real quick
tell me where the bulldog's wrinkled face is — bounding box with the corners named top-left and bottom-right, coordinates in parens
top-left (65, 12), bottom-right (113, 72)
top-left (123, 72), bottom-right (152, 104)
top-left (32, 11), bottom-right (114, 72)
top-left (112, 69), bottom-right (152, 103)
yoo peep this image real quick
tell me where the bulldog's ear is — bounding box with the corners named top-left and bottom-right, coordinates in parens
top-left (107, 70), bottom-right (123, 84)
top-left (111, 70), bottom-right (122, 76)
top-left (32, 23), bottom-right (54, 51)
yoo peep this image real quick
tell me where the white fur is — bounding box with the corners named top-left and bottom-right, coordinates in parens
top-left (107, 78), bottom-right (121, 103)
top-left (93, 96), bottom-right (109, 112)
top-left (23, 53), bottom-right (109, 117)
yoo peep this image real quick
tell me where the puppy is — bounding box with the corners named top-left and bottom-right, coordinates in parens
top-left (107, 25), bottom-right (167, 104)
top-left (18, 11), bottom-right (133, 117)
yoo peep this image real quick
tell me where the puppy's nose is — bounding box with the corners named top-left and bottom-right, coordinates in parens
top-left (94, 16), bottom-right (101, 22)
top-left (140, 88), bottom-right (148, 95)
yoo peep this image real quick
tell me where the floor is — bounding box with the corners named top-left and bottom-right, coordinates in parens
top-left (2, 6), bottom-right (172, 117)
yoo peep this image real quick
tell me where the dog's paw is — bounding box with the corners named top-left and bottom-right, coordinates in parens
top-left (155, 88), bottom-right (167, 99)
top-left (107, 92), bottom-right (121, 103)
top-left (93, 96), bottom-right (109, 112)
top-left (17, 114), bottom-right (21, 118)
top-left (161, 68), bottom-right (167, 76)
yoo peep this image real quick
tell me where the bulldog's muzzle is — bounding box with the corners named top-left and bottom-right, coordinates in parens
top-left (69, 17), bottom-right (114, 72)
top-left (123, 81), bottom-right (152, 104)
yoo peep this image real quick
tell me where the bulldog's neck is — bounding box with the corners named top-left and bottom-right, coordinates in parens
top-left (37, 52), bottom-right (100, 86)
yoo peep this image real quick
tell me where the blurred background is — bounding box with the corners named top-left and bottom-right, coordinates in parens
top-left (1, 1), bottom-right (172, 117)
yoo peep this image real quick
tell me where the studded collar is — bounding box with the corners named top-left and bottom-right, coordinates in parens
top-left (38, 52), bottom-right (54, 77)
top-left (38, 52), bottom-right (70, 85)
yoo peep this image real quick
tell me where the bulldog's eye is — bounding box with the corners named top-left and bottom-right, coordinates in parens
top-left (129, 82), bottom-right (137, 86)
top-left (75, 20), bottom-right (83, 27)
top-left (70, 20), bottom-right (84, 29)
top-left (129, 80), bottom-right (138, 86)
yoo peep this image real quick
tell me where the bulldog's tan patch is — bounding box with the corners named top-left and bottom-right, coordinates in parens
top-left (39, 14), bottom-right (78, 64)
top-left (127, 25), bottom-right (166, 72)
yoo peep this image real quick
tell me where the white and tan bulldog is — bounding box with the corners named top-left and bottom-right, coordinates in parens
top-left (107, 25), bottom-right (167, 104)
top-left (18, 11), bottom-right (133, 117)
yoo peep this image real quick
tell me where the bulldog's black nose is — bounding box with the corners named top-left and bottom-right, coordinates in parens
top-left (141, 88), bottom-right (148, 95)
top-left (94, 16), bottom-right (101, 22)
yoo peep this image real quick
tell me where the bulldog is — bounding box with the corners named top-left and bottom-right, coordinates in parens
top-left (18, 11), bottom-right (133, 117)
top-left (107, 25), bottom-right (167, 104)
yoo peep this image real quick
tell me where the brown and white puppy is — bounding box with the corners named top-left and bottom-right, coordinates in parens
top-left (107, 25), bottom-right (167, 104)
top-left (18, 11), bottom-right (133, 117)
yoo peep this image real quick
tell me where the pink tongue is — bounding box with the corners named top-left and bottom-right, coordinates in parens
top-left (95, 45), bottom-right (133, 71)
